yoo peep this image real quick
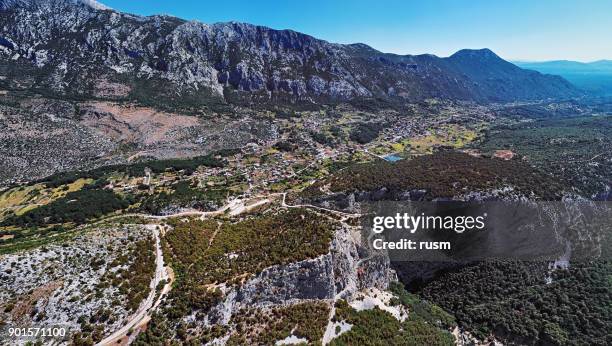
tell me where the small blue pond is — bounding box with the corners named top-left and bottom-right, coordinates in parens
top-left (383, 154), bottom-right (402, 162)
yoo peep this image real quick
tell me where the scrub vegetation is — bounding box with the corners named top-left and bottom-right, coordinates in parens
top-left (422, 260), bottom-right (612, 345)
top-left (303, 151), bottom-right (565, 200)
top-left (474, 115), bottom-right (612, 197)
top-left (330, 298), bottom-right (455, 346)
top-left (228, 302), bottom-right (330, 345)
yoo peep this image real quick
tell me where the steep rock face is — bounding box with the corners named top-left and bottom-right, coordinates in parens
top-left (0, 0), bottom-right (581, 109)
top-left (204, 224), bottom-right (394, 326)
top-left (235, 253), bottom-right (336, 306)
top-left (234, 225), bottom-right (393, 306)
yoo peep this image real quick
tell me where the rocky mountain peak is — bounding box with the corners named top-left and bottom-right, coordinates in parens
top-left (450, 48), bottom-right (499, 59)
top-left (0, 0), bottom-right (110, 11)
top-left (0, 0), bottom-right (582, 110)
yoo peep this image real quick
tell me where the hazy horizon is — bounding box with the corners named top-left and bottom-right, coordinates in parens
top-left (512, 59), bottom-right (612, 64)
top-left (100, 0), bottom-right (612, 63)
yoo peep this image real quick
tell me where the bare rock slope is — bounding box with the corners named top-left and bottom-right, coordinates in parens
top-left (0, 0), bottom-right (580, 109)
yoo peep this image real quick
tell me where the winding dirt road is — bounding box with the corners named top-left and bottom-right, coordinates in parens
top-left (96, 226), bottom-right (169, 346)
top-left (96, 197), bottom-right (272, 345)
top-left (280, 192), bottom-right (361, 218)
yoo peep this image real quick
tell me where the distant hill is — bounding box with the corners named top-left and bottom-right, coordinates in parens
top-left (515, 60), bottom-right (612, 96)
top-left (0, 0), bottom-right (581, 111)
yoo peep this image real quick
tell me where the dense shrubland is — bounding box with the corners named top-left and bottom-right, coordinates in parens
top-left (164, 209), bottom-right (334, 287)
top-left (475, 115), bottom-right (612, 197)
top-left (228, 302), bottom-right (330, 345)
top-left (330, 298), bottom-right (455, 346)
top-left (303, 151), bottom-right (565, 200)
top-left (421, 260), bottom-right (612, 345)
top-left (2, 189), bottom-right (131, 227)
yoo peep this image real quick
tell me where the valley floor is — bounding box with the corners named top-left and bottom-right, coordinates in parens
top-left (1, 99), bottom-right (610, 345)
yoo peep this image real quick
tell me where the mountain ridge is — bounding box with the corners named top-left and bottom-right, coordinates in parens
top-left (515, 59), bottom-right (612, 70)
top-left (0, 0), bottom-right (581, 111)
top-left (515, 59), bottom-right (612, 96)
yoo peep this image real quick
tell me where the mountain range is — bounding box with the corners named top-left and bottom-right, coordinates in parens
top-left (514, 60), bottom-right (612, 96)
top-left (0, 0), bottom-right (581, 111)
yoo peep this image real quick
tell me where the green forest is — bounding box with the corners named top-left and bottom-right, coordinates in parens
top-left (349, 122), bottom-right (384, 144)
top-left (228, 302), bottom-right (330, 345)
top-left (330, 294), bottom-right (455, 346)
top-left (37, 150), bottom-right (235, 188)
top-left (2, 189), bottom-right (131, 227)
top-left (138, 181), bottom-right (228, 214)
top-left (475, 115), bottom-right (612, 197)
top-left (303, 151), bottom-right (565, 200)
top-left (422, 260), bottom-right (612, 345)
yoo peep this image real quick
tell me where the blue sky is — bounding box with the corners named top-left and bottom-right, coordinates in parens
top-left (101, 0), bottom-right (611, 62)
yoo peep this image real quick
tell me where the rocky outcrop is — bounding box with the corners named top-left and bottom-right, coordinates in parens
top-left (235, 254), bottom-right (335, 306)
top-left (204, 223), bottom-right (395, 326)
top-left (237, 224), bottom-right (392, 305)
